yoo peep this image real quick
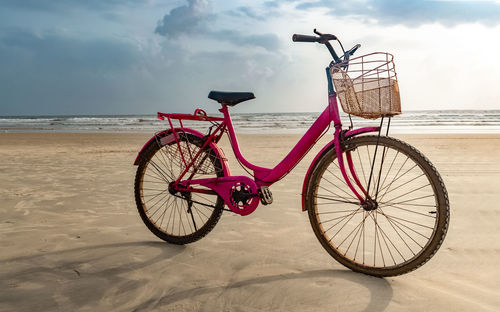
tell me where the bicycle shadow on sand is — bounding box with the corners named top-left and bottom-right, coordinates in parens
top-left (0, 241), bottom-right (185, 311)
top-left (132, 268), bottom-right (393, 312)
top-left (0, 241), bottom-right (393, 312)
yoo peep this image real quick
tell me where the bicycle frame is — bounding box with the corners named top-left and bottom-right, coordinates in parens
top-left (219, 95), bottom-right (378, 190)
top-left (135, 68), bottom-right (381, 215)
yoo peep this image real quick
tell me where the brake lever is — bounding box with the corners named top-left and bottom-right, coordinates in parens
top-left (340, 43), bottom-right (361, 70)
top-left (349, 44), bottom-right (361, 56)
top-left (314, 28), bottom-right (337, 42)
top-left (313, 28), bottom-right (323, 36)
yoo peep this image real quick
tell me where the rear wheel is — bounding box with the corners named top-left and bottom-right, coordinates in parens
top-left (307, 136), bottom-right (449, 276)
top-left (135, 131), bottom-right (224, 244)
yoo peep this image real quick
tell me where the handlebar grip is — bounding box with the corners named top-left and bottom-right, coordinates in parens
top-left (292, 34), bottom-right (319, 42)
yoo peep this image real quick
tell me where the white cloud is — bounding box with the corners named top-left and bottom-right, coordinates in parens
top-left (155, 0), bottom-right (213, 37)
top-left (0, 0), bottom-right (499, 115)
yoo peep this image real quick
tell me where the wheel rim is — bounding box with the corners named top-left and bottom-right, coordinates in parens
top-left (138, 134), bottom-right (222, 238)
top-left (312, 138), bottom-right (441, 270)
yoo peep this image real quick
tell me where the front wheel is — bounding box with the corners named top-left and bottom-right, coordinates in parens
top-left (306, 136), bottom-right (449, 276)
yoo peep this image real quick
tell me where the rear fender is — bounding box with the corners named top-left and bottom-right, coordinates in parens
top-left (133, 128), bottom-right (230, 177)
top-left (301, 127), bottom-right (379, 211)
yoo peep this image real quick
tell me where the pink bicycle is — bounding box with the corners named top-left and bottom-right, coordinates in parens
top-left (134, 30), bottom-right (449, 276)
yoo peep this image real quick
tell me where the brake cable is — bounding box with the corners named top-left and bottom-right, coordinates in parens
top-left (337, 38), bottom-right (346, 60)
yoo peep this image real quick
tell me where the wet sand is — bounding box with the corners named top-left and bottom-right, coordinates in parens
top-left (0, 132), bottom-right (499, 311)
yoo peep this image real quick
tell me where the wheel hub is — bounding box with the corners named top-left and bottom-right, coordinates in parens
top-left (362, 198), bottom-right (378, 211)
top-left (168, 182), bottom-right (191, 198)
top-left (168, 181), bottom-right (177, 195)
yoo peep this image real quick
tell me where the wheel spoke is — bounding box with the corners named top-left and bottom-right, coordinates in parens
top-left (192, 202), bottom-right (210, 219)
top-left (329, 165), bottom-right (350, 188)
top-left (382, 211), bottom-right (425, 251)
top-left (374, 146), bottom-right (390, 199)
top-left (378, 208), bottom-right (432, 239)
top-left (378, 173), bottom-right (425, 201)
top-left (377, 150), bottom-right (399, 197)
top-left (320, 208), bottom-right (363, 226)
top-left (156, 199), bottom-right (170, 227)
top-left (156, 147), bottom-right (175, 180)
top-left (369, 212), bottom-right (399, 265)
top-left (378, 211), bottom-right (434, 230)
top-left (320, 174), bottom-right (359, 200)
top-left (352, 211), bottom-right (365, 262)
top-left (315, 194), bottom-right (359, 205)
top-left (375, 213), bottom-right (386, 267)
top-left (317, 209), bottom-right (361, 214)
top-left (375, 211), bottom-right (417, 256)
top-left (378, 156), bottom-right (411, 195)
top-left (381, 183), bottom-right (431, 205)
top-left (149, 158), bottom-right (174, 182)
top-left (143, 188), bottom-right (169, 203)
top-left (383, 194), bottom-right (435, 206)
top-left (356, 148), bottom-right (368, 186)
top-left (381, 202), bottom-right (436, 219)
top-left (146, 192), bottom-right (172, 216)
top-left (340, 210), bottom-right (370, 253)
top-left (326, 207), bottom-right (363, 241)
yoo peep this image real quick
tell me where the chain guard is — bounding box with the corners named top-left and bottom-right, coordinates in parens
top-left (182, 176), bottom-right (260, 216)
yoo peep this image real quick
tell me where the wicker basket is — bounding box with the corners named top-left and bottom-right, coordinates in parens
top-left (331, 52), bottom-right (401, 119)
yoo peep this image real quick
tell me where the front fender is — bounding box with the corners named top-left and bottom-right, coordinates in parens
top-left (133, 128), bottom-right (230, 177)
top-left (301, 127), bottom-right (379, 211)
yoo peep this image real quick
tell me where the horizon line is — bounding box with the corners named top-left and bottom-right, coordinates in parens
top-left (1, 108), bottom-right (500, 118)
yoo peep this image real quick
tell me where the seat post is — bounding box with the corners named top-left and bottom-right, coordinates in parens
top-left (219, 103), bottom-right (228, 114)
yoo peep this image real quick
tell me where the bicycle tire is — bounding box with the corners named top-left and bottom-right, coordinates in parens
top-left (135, 131), bottom-right (225, 244)
top-left (306, 135), bottom-right (449, 276)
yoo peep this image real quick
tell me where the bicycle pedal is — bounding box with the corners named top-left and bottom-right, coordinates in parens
top-left (258, 186), bottom-right (273, 205)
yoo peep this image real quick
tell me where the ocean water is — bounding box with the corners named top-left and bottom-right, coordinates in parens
top-left (1, 110), bottom-right (499, 134)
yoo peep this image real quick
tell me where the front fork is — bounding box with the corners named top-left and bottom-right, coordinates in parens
top-left (333, 120), bottom-right (390, 210)
top-left (333, 126), bottom-right (368, 203)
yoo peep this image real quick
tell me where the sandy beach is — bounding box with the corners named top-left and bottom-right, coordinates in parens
top-left (0, 132), bottom-right (499, 311)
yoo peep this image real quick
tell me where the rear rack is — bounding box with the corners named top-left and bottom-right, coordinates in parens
top-left (157, 109), bottom-right (224, 122)
top-left (157, 109), bottom-right (225, 144)
top-left (155, 108), bottom-right (227, 177)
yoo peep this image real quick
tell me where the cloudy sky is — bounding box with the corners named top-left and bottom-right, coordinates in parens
top-left (1, 0), bottom-right (500, 115)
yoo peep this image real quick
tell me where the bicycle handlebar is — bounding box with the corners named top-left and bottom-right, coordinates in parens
top-left (292, 29), bottom-right (361, 64)
top-left (293, 29), bottom-right (341, 63)
top-left (292, 30), bottom-right (337, 43)
top-left (292, 34), bottom-right (320, 42)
